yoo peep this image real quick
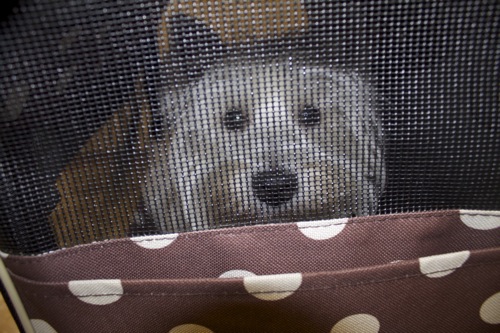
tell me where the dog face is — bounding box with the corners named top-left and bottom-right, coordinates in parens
top-left (143, 56), bottom-right (385, 232)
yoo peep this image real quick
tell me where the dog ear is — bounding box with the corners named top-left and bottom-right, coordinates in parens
top-left (161, 13), bottom-right (225, 86)
top-left (160, 86), bottom-right (188, 134)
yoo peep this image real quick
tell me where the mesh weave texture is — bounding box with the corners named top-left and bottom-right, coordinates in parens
top-left (0, 0), bottom-right (499, 254)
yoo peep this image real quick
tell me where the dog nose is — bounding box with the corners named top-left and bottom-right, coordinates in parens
top-left (251, 169), bottom-right (299, 206)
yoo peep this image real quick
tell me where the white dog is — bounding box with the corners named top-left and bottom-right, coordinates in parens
top-left (141, 56), bottom-right (385, 232)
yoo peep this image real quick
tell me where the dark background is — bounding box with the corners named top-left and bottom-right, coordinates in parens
top-left (0, 0), bottom-right (499, 254)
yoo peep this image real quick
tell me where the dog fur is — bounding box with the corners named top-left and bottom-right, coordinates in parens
top-left (142, 55), bottom-right (385, 232)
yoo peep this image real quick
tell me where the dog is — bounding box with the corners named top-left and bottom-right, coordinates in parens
top-left (141, 55), bottom-right (385, 233)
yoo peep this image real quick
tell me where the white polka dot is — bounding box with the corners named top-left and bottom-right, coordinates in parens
top-left (331, 314), bottom-right (380, 333)
top-left (219, 270), bottom-right (256, 278)
top-left (31, 319), bottom-right (58, 333)
top-left (169, 324), bottom-right (214, 333)
top-left (68, 279), bottom-right (123, 305)
top-left (460, 210), bottom-right (500, 230)
top-left (419, 251), bottom-right (470, 278)
top-left (297, 218), bottom-right (348, 240)
top-left (480, 292), bottom-right (500, 324)
top-left (0, 250), bottom-right (8, 259)
top-left (243, 273), bottom-right (302, 301)
top-left (131, 234), bottom-right (179, 249)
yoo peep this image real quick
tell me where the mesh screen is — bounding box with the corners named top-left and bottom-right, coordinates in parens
top-left (0, 0), bottom-right (498, 254)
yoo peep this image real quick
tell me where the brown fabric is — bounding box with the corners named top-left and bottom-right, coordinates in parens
top-left (159, 0), bottom-right (308, 56)
top-left (50, 79), bottom-right (154, 248)
top-left (3, 210), bottom-right (500, 332)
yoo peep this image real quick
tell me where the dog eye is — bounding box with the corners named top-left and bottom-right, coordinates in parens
top-left (223, 108), bottom-right (248, 131)
top-left (298, 105), bottom-right (321, 126)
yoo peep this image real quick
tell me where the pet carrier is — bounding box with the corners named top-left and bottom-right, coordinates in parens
top-left (0, 1), bottom-right (499, 332)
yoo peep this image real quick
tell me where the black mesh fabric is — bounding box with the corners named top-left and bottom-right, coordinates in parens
top-left (0, 0), bottom-right (498, 255)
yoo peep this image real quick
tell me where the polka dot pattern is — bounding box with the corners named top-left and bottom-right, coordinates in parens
top-left (30, 319), bottom-right (58, 333)
top-left (418, 251), bottom-right (470, 278)
top-left (331, 314), bottom-right (380, 333)
top-left (131, 234), bottom-right (179, 249)
top-left (68, 279), bottom-right (123, 305)
top-left (3, 210), bottom-right (499, 332)
top-left (297, 218), bottom-right (348, 240)
top-left (243, 273), bottom-right (302, 301)
top-left (460, 210), bottom-right (500, 230)
top-left (480, 292), bottom-right (500, 325)
top-left (169, 324), bottom-right (214, 333)
top-left (219, 270), bottom-right (256, 278)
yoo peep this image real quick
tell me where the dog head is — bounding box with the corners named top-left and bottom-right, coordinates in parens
top-left (143, 56), bottom-right (385, 232)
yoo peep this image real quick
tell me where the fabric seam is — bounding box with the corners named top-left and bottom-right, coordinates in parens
top-left (10, 260), bottom-right (500, 297)
top-left (7, 210), bottom-right (500, 262)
